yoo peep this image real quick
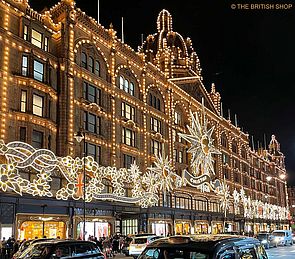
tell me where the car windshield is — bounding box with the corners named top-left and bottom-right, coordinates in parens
top-left (139, 248), bottom-right (209, 259)
top-left (257, 234), bottom-right (267, 238)
top-left (272, 232), bottom-right (285, 237)
top-left (19, 243), bottom-right (52, 259)
top-left (134, 238), bottom-right (148, 244)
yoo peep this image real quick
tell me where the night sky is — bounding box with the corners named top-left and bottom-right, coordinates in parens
top-left (30, 1), bottom-right (295, 185)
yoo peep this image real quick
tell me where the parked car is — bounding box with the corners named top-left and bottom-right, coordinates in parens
top-left (17, 239), bottom-right (104, 259)
top-left (257, 232), bottom-right (277, 249)
top-left (271, 230), bottom-right (293, 246)
top-left (129, 235), bottom-right (161, 258)
top-left (138, 235), bottom-right (268, 259)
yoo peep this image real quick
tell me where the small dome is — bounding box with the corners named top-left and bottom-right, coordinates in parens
top-left (140, 9), bottom-right (201, 78)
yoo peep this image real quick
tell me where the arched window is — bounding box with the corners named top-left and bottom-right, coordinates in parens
top-left (88, 56), bottom-right (94, 72)
top-left (118, 75), bottom-right (135, 96)
top-left (119, 76), bottom-right (124, 90)
top-left (95, 61), bottom-right (100, 76)
top-left (81, 52), bottom-right (87, 68)
top-left (221, 132), bottom-right (228, 148)
top-left (124, 79), bottom-right (129, 92)
top-left (232, 140), bottom-right (238, 154)
top-left (130, 82), bottom-right (134, 96)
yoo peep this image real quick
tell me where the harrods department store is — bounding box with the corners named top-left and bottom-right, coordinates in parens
top-left (0, 0), bottom-right (289, 240)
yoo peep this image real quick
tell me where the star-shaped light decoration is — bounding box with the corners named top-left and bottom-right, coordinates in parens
top-left (147, 154), bottom-right (181, 193)
top-left (218, 179), bottom-right (230, 217)
top-left (178, 108), bottom-right (221, 176)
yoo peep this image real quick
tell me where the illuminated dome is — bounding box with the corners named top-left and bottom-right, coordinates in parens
top-left (140, 9), bottom-right (202, 78)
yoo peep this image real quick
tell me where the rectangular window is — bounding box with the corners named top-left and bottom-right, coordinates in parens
top-left (123, 154), bottom-right (135, 168)
top-left (32, 130), bottom-right (43, 149)
top-left (150, 117), bottom-right (161, 133)
top-left (86, 143), bottom-right (101, 163)
top-left (84, 112), bottom-right (100, 134)
top-left (83, 82), bottom-right (101, 105)
top-left (31, 29), bottom-right (42, 48)
top-left (19, 127), bottom-right (26, 142)
top-left (22, 56), bottom-right (28, 76)
top-left (44, 37), bottom-right (49, 51)
top-left (23, 25), bottom-right (28, 41)
top-left (20, 90), bottom-right (27, 112)
top-left (33, 94), bottom-right (44, 117)
top-left (122, 128), bottom-right (135, 146)
top-left (151, 139), bottom-right (162, 156)
top-left (121, 102), bottom-right (135, 121)
top-left (33, 60), bottom-right (44, 82)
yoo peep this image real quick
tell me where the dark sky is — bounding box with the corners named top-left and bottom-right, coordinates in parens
top-left (30, 0), bottom-right (295, 185)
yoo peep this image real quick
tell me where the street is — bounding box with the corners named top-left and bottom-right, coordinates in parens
top-left (267, 245), bottom-right (295, 259)
top-left (114, 245), bottom-right (295, 259)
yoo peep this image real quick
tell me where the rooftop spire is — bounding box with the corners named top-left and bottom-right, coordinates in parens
top-left (157, 9), bottom-right (173, 32)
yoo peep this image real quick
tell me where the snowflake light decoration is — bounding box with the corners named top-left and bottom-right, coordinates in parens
top-left (178, 110), bottom-right (221, 176)
top-left (218, 179), bottom-right (230, 217)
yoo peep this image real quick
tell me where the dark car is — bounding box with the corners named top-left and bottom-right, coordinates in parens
top-left (257, 233), bottom-right (278, 249)
top-left (138, 235), bottom-right (268, 259)
top-left (17, 239), bottom-right (104, 259)
top-left (12, 238), bottom-right (55, 259)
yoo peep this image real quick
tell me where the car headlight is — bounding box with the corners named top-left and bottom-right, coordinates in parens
top-left (261, 240), bottom-right (267, 244)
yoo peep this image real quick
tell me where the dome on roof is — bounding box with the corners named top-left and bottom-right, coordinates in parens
top-left (140, 9), bottom-right (201, 78)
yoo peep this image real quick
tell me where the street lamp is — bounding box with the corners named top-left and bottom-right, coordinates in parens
top-left (41, 204), bottom-right (47, 238)
top-left (75, 129), bottom-right (86, 240)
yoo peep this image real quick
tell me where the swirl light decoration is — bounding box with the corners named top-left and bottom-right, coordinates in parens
top-left (0, 140), bottom-right (178, 208)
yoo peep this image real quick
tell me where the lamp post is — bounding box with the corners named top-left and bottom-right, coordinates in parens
top-left (75, 129), bottom-right (86, 240)
top-left (41, 204), bottom-right (47, 238)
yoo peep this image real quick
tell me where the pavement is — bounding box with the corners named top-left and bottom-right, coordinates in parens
top-left (266, 244), bottom-right (295, 259)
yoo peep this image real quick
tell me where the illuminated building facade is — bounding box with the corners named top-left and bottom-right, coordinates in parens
top-left (0, 0), bottom-right (289, 239)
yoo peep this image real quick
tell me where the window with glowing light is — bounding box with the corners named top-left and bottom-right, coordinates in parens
top-left (150, 117), bottom-right (162, 133)
top-left (23, 25), bottom-right (28, 40)
top-left (118, 75), bottom-right (135, 96)
top-left (174, 110), bottom-right (182, 125)
top-left (20, 90), bottom-right (27, 112)
top-left (22, 55), bottom-right (28, 76)
top-left (121, 102), bottom-right (135, 121)
top-left (31, 29), bottom-right (42, 48)
top-left (33, 60), bottom-right (44, 82)
top-left (44, 37), bottom-right (49, 51)
top-left (151, 139), bottom-right (162, 156)
top-left (32, 130), bottom-right (43, 149)
top-left (122, 127), bottom-right (135, 147)
top-left (33, 94), bottom-right (44, 116)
